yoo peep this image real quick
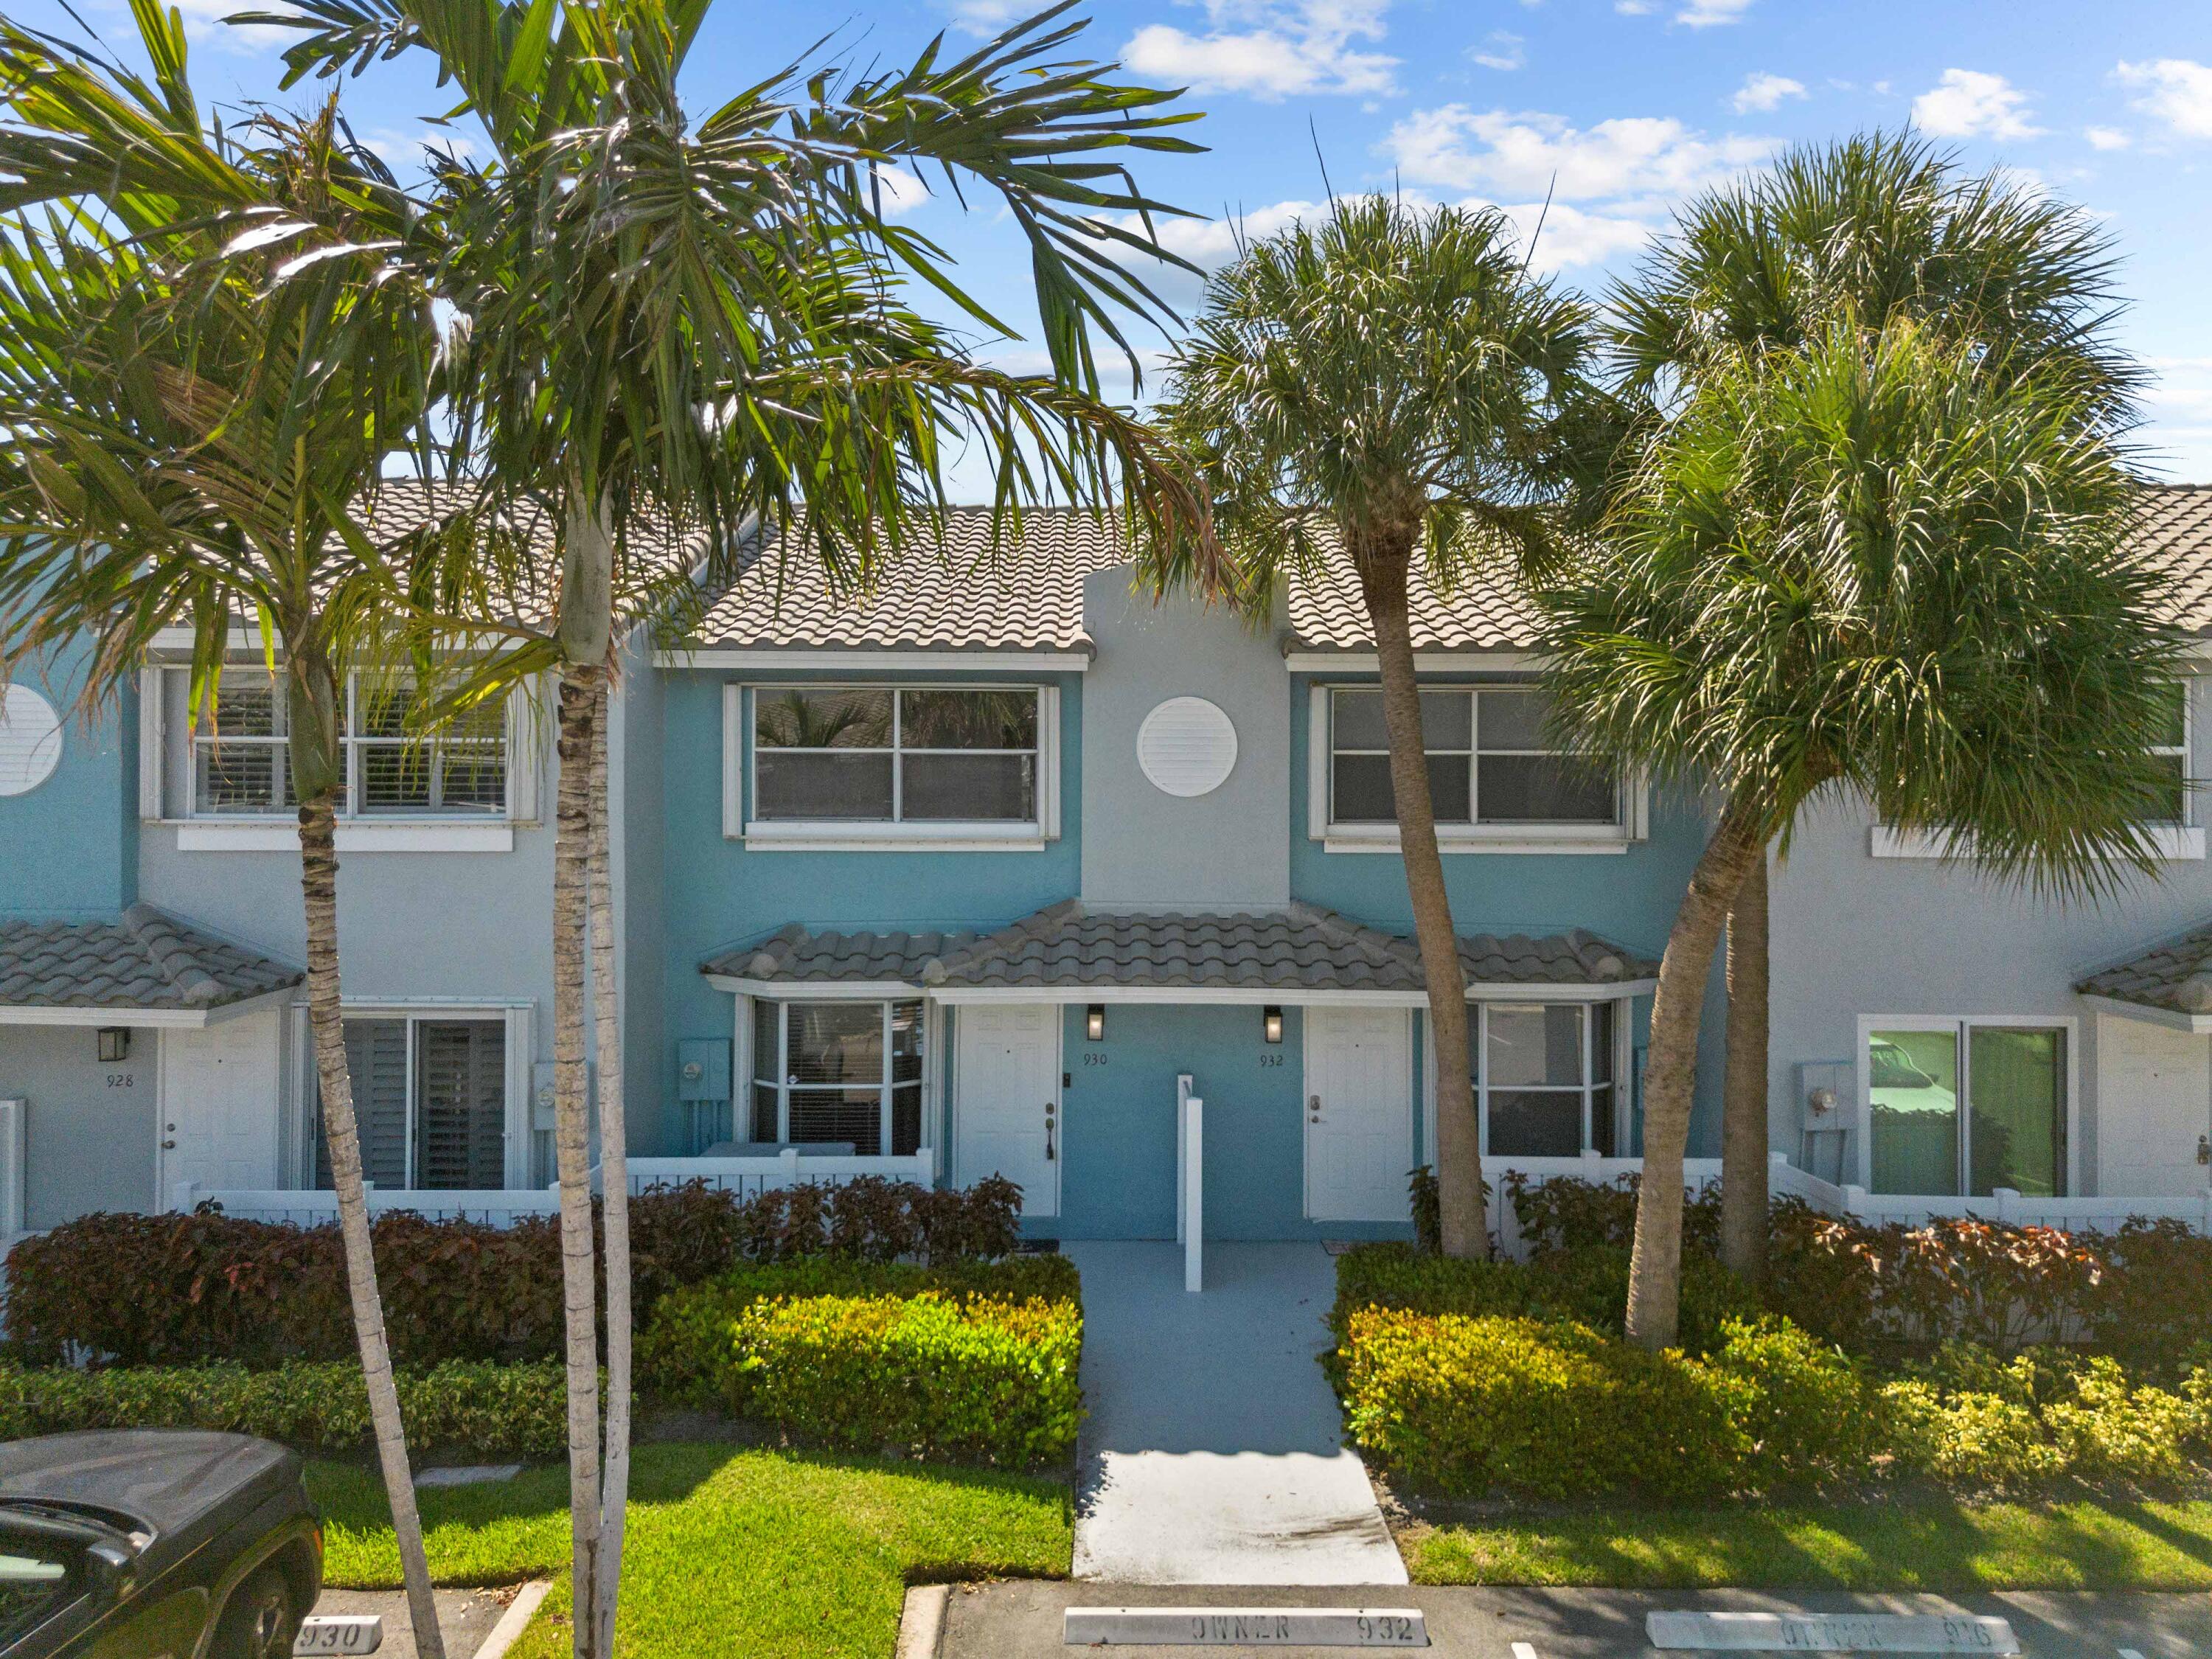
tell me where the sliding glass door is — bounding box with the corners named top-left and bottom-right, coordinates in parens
top-left (1867, 1021), bottom-right (2066, 1197)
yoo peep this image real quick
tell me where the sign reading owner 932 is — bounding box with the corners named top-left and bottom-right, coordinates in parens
top-left (1646, 1611), bottom-right (2020, 1654)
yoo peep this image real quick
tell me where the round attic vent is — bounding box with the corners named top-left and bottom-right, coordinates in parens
top-left (0, 684), bottom-right (63, 797)
top-left (1136, 696), bottom-right (1237, 798)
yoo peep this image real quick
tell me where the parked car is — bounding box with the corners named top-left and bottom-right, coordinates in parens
top-left (0, 1432), bottom-right (321, 1659)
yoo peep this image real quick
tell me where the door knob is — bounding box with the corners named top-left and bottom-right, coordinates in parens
top-left (161, 1139), bottom-right (175, 1150)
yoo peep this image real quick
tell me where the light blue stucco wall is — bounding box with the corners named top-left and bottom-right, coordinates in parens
top-left (650, 667), bottom-right (1085, 1155)
top-left (1285, 671), bottom-right (1728, 1152)
top-left (0, 644), bottom-right (136, 919)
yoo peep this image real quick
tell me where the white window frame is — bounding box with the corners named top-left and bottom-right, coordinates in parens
top-left (1875, 678), bottom-right (2202, 862)
top-left (152, 667), bottom-right (536, 852)
top-left (1854, 1013), bottom-right (2078, 1198)
top-left (294, 1001), bottom-right (535, 1189)
top-left (1422, 994), bottom-right (1632, 1165)
top-left (731, 681), bottom-right (1060, 852)
top-left (745, 995), bottom-right (926, 1155)
top-left (1310, 682), bottom-right (1645, 855)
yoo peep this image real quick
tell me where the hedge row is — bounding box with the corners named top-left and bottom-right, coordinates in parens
top-left (0, 1360), bottom-right (570, 1459)
top-left (4, 1177), bottom-right (1023, 1368)
top-left (640, 1255), bottom-right (1083, 1470)
top-left (1506, 1174), bottom-right (2212, 1371)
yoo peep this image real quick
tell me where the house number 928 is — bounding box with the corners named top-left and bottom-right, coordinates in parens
top-left (106, 1073), bottom-right (135, 1089)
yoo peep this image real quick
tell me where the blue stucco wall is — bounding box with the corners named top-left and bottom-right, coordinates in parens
top-left (650, 667), bottom-right (1085, 1155)
top-left (0, 645), bottom-right (136, 919)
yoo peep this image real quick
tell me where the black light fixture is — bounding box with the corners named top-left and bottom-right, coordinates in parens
top-left (1085, 1004), bottom-right (1106, 1043)
top-left (97, 1026), bottom-right (130, 1063)
top-left (1262, 1006), bottom-right (1284, 1045)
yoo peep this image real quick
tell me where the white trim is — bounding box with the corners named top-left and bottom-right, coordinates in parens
top-left (0, 984), bottom-right (299, 1029)
top-left (739, 824), bottom-right (1047, 854)
top-left (1039, 684), bottom-right (1062, 841)
top-left (1855, 1013), bottom-right (2081, 1196)
top-left (1307, 684), bottom-right (1330, 841)
top-left (661, 648), bottom-right (1091, 672)
top-left (928, 981), bottom-right (1655, 1007)
top-left (504, 1004), bottom-right (535, 1188)
top-left (174, 821), bottom-right (515, 853)
top-left (2079, 993), bottom-right (2212, 1034)
top-left (1284, 650), bottom-right (1537, 673)
top-left (721, 684), bottom-right (743, 840)
top-left (1873, 824), bottom-right (2206, 861)
top-left (706, 975), bottom-right (924, 1000)
top-left (1324, 833), bottom-right (1632, 856)
top-left (505, 681), bottom-right (543, 827)
top-left (139, 667), bottom-right (165, 821)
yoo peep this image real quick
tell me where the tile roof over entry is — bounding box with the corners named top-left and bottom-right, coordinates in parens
top-left (0, 906), bottom-right (302, 1014)
top-left (703, 901), bottom-right (1654, 994)
top-left (2076, 921), bottom-right (2212, 1017)
top-left (680, 485), bottom-right (2212, 655)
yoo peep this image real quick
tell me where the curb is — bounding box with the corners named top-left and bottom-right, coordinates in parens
top-left (473, 1581), bottom-right (552, 1659)
top-left (895, 1585), bottom-right (950, 1659)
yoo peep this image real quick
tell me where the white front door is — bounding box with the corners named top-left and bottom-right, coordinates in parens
top-left (2095, 1014), bottom-right (2211, 1195)
top-left (158, 1013), bottom-right (281, 1201)
top-left (953, 1004), bottom-right (1061, 1219)
top-left (1305, 1006), bottom-right (1413, 1222)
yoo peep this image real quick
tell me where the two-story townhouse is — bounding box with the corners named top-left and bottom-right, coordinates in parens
top-left (1767, 484), bottom-right (2212, 1218)
top-left (0, 489), bottom-right (567, 1236)
top-left (633, 509), bottom-right (1723, 1243)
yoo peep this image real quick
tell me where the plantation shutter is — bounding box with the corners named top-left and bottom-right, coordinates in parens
top-left (414, 1020), bottom-right (507, 1189)
top-left (316, 1019), bottom-right (409, 1189)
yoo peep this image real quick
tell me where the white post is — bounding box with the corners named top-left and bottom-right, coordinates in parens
top-left (1183, 1095), bottom-right (1204, 1294)
top-left (1175, 1074), bottom-right (1193, 1250)
top-left (1842, 1183), bottom-right (1869, 1218)
top-left (1994, 1186), bottom-right (2019, 1224)
top-left (2200, 1187), bottom-right (2211, 1238)
top-left (170, 1179), bottom-right (197, 1214)
top-left (0, 1101), bottom-right (23, 1242)
top-left (779, 1146), bottom-right (800, 1190)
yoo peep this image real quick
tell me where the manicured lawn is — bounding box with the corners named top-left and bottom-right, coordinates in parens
top-left (306, 1443), bottom-right (1072, 1658)
top-left (1405, 1498), bottom-right (2212, 1590)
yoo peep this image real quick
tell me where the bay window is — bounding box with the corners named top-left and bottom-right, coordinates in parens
top-left (750, 998), bottom-right (925, 1157)
top-left (1327, 686), bottom-right (1618, 835)
top-left (1867, 1021), bottom-right (2067, 1197)
top-left (1475, 1001), bottom-right (1620, 1157)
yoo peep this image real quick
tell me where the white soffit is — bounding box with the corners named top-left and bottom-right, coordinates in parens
top-left (1137, 697), bottom-right (1238, 798)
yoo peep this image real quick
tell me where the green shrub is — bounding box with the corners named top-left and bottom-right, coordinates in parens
top-left (727, 1292), bottom-right (1080, 1468)
top-left (1703, 1317), bottom-right (1874, 1485)
top-left (0, 1360), bottom-right (568, 1458)
top-left (639, 1254), bottom-right (1079, 1411)
top-left (1338, 1309), bottom-right (1747, 1500)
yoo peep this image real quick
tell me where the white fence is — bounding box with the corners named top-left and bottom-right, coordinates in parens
top-left (1489, 1150), bottom-right (2212, 1257)
top-left (176, 1149), bottom-right (936, 1227)
top-left (0, 1099), bottom-right (23, 1245)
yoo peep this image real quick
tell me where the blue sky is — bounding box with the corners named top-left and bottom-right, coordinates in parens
top-left (35, 0), bottom-right (2212, 490)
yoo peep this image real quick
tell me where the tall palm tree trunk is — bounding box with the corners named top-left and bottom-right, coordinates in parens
top-left (1719, 850), bottom-right (1770, 1282)
top-left (1354, 531), bottom-right (1484, 1256)
top-left (588, 678), bottom-right (631, 1659)
top-left (296, 793), bottom-right (448, 1659)
top-left (1624, 790), bottom-right (1764, 1349)
top-left (551, 660), bottom-right (602, 1658)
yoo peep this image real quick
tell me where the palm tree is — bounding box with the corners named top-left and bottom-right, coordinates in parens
top-left (1605, 132), bottom-right (2143, 1288)
top-left (255, 2), bottom-right (1210, 1649)
top-left (1544, 312), bottom-right (2183, 1349)
top-left (0, 10), bottom-right (449, 1652)
top-left (1150, 195), bottom-right (1599, 1257)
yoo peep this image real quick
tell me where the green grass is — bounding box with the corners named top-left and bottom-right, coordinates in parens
top-left (1407, 1498), bottom-right (2212, 1590)
top-left (305, 1443), bottom-right (1071, 1658)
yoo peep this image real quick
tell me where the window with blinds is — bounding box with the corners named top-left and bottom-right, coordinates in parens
top-left (316, 1016), bottom-right (508, 1190)
top-left (748, 998), bottom-right (925, 1156)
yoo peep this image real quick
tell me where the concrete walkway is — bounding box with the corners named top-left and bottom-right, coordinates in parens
top-left (1065, 1240), bottom-right (1405, 1586)
top-left (942, 1582), bottom-right (2212, 1658)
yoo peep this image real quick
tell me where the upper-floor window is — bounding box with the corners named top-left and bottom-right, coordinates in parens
top-left (185, 671), bottom-right (507, 819)
top-left (752, 686), bottom-right (1039, 824)
top-left (2149, 681), bottom-right (2189, 824)
top-left (1328, 686), bottom-right (1616, 830)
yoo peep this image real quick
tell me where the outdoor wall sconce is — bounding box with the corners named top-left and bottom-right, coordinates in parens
top-left (97, 1027), bottom-right (130, 1063)
top-left (1262, 1006), bottom-right (1284, 1045)
top-left (1086, 1004), bottom-right (1107, 1043)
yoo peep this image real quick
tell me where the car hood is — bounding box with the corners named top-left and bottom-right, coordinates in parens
top-left (0, 1432), bottom-right (299, 1545)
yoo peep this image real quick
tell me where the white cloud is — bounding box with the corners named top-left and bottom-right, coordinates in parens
top-left (1614, 0), bottom-right (1653, 12)
top-left (947, 0), bottom-right (1025, 32)
top-left (2116, 59), bottom-right (2212, 139)
top-left (1385, 105), bottom-right (1770, 206)
top-left (869, 165), bottom-right (930, 218)
top-left (366, 128), bottom-right (477, 167)
top-left (1910, 69), bottom-right (2043, 142)
top-left (1731, 72), bottom-right (1806, 114)
top-left (167, 0), bottom-right (297, 49)
top-left (2084, 125), bottom-right (2133, 151)
top-left (1121, 1), bottom-right (1397, 101)
top-left (1470, 31), bottom-right (1525, 72)
top-left (1675, 0), bottom-right (1753, 26)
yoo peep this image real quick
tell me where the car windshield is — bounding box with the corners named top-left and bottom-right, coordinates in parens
top-left (0, 1532), bottom-right (74, 1646)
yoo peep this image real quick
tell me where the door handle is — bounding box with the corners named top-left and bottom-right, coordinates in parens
top-left (1046, 1103), bottom-right (1057, 1161)
top-left (1308, 1093), bottom-right (1321, 1124)
top-left (161, 1139), bottom-right (176, 1150)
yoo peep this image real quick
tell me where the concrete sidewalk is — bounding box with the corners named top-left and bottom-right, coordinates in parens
top-left (939, 1580), bottom-right (2212, 1658)
top-left (1065, 1241), bottom-right (1405, 1586)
